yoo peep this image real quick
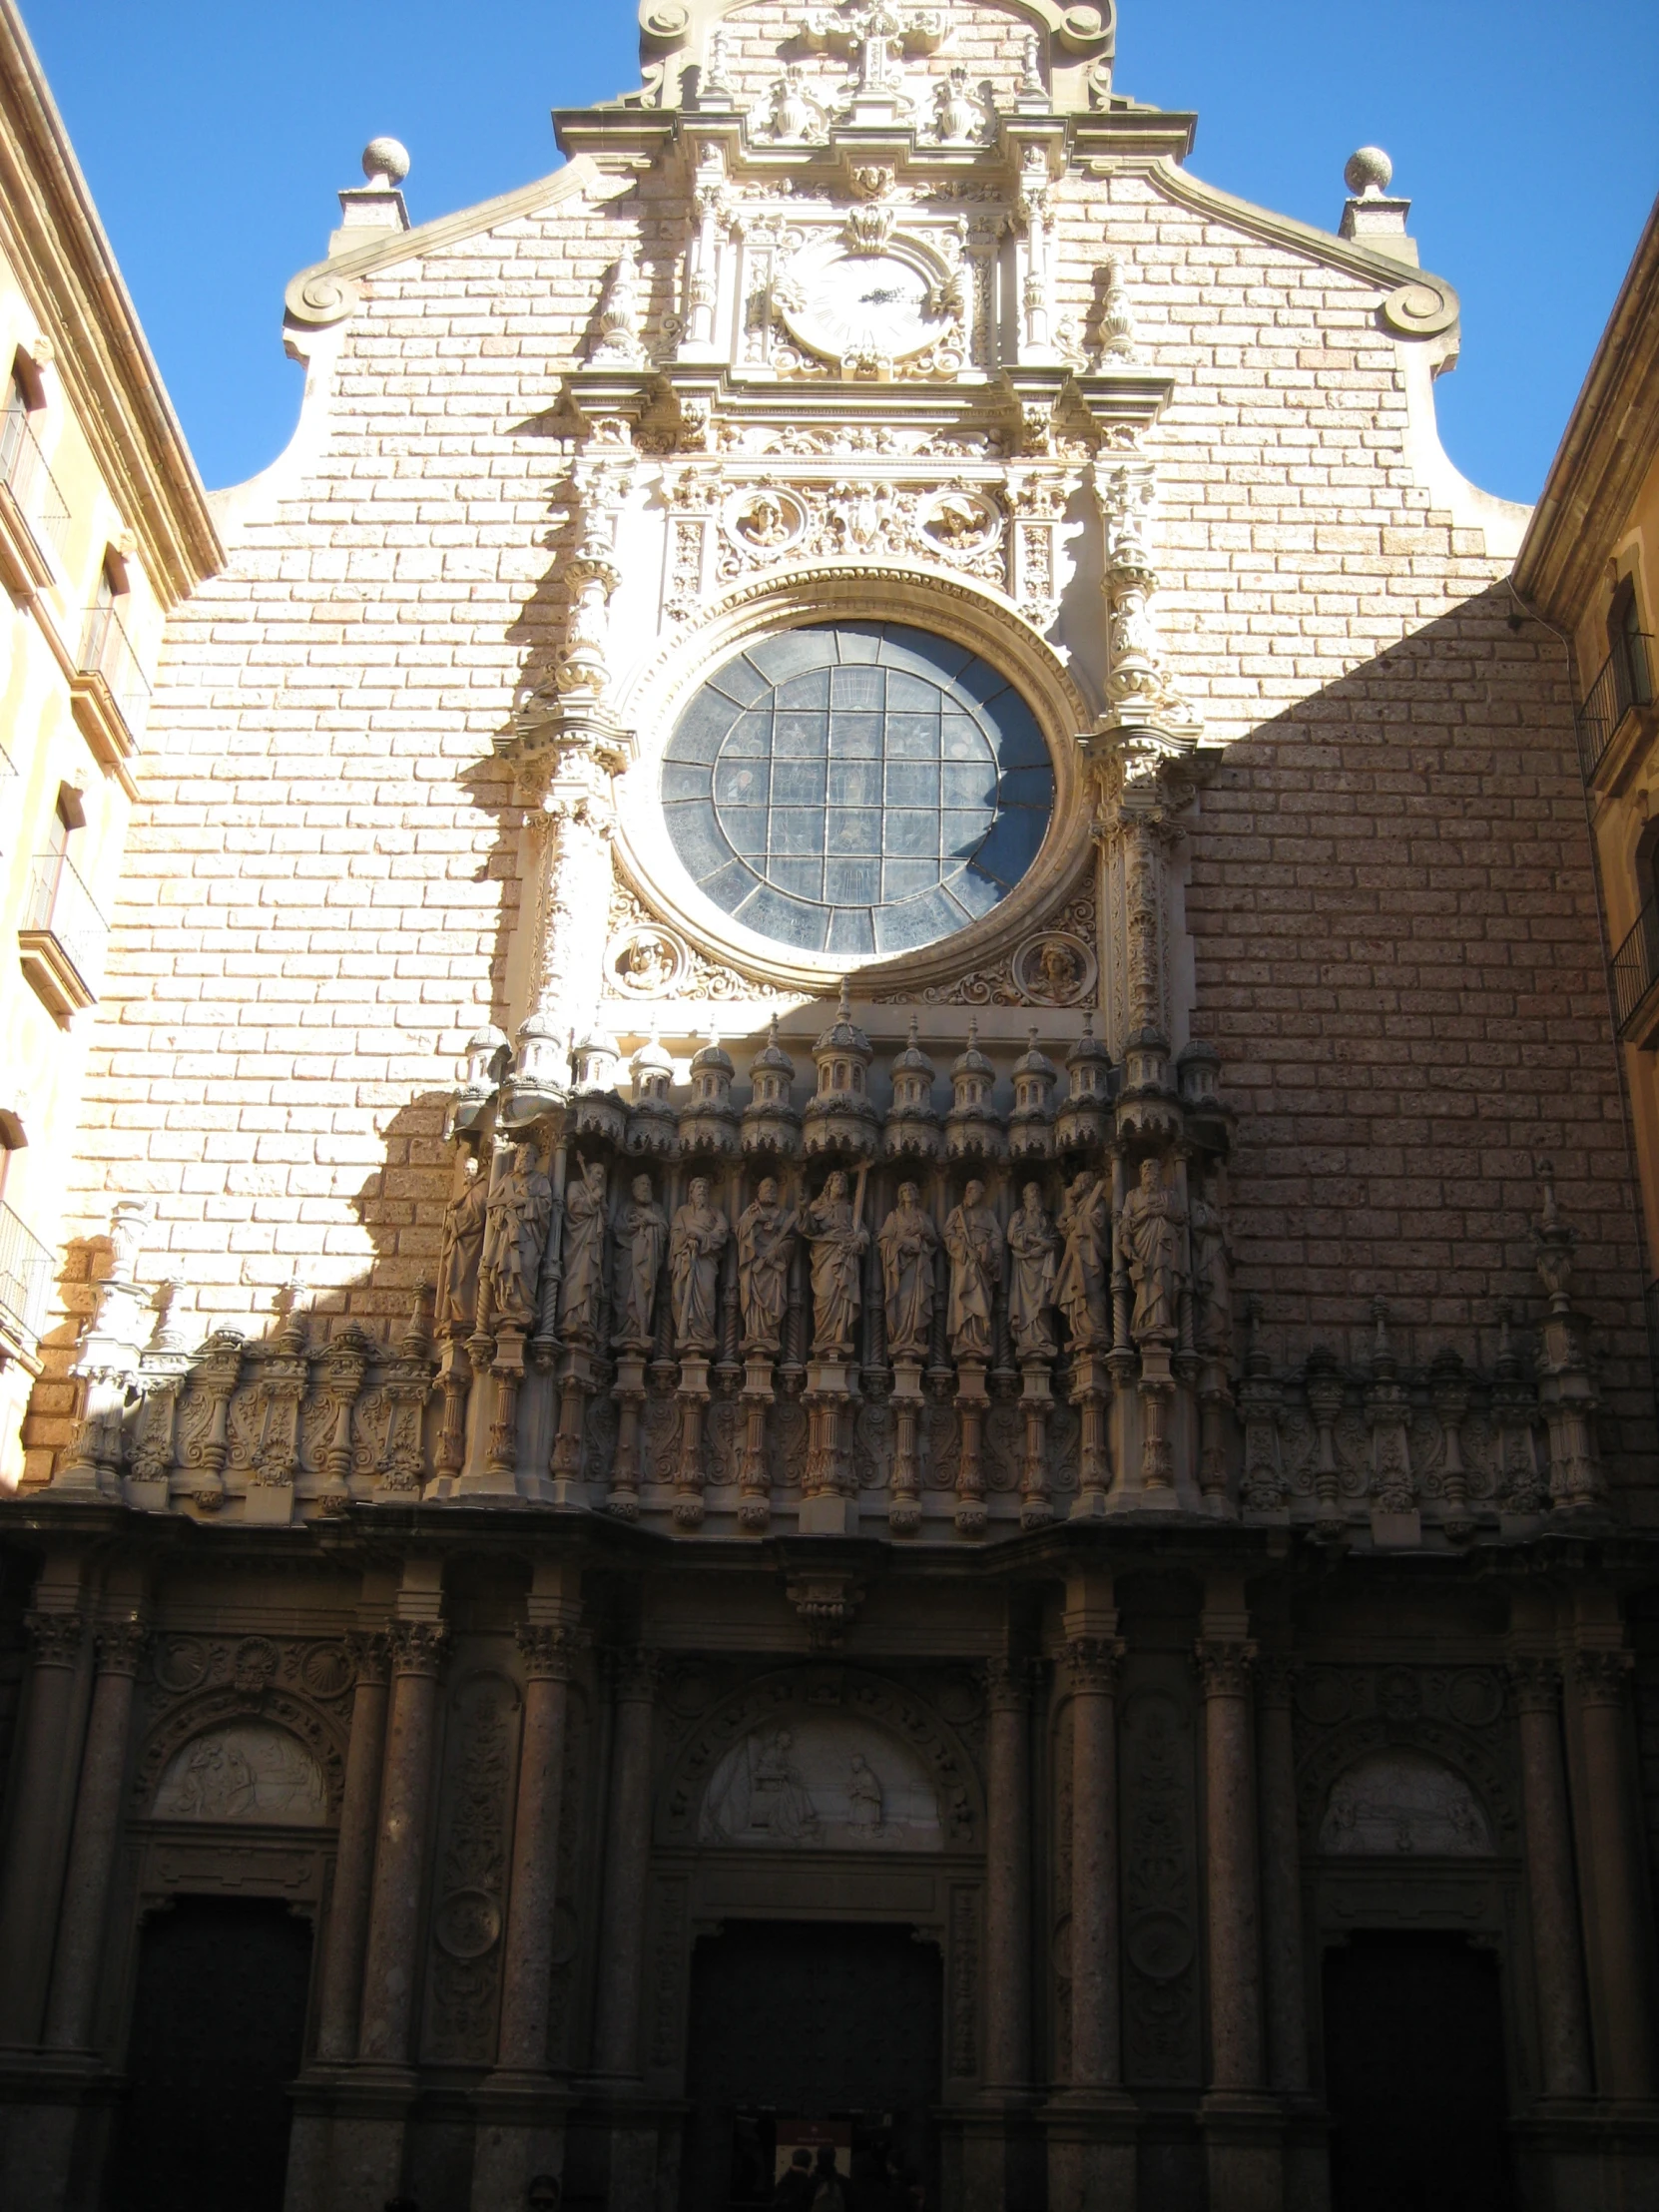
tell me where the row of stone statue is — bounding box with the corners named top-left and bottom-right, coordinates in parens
top-left (438, 1145), bottom-right (1235, 1369)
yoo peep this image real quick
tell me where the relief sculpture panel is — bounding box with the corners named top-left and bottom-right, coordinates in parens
top-left (153, 1724), bottom-right (327, 1826)
top-left (1118, 1663), bottom-right (1201, 2087)
top-left (700, 1717), bottom-right (941, 1851)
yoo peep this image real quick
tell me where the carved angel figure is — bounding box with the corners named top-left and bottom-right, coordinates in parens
top-left (613, 1173), bottom-right (669, 1350)
top-left (557, 1160), bottom-right (609, 1347)
top-left (670, 1177), bottom-right (730, 1355)
top-left (1119, 1157), bottom-right (1185, 1345)
top-left (943, 1179), bottom-right (1001, 1364)
top-left (806, 1170), bottom-right (868, 1359)
top-left (480, 1143), bottom-right (553, 1333)
top-left (738, 1178), bottom-right (798, 1355)
top-left (438, 1161), bottom-right (489, 1337)
top-left (1006, 1183), bottom-right (1059, 1361)
top-left (1055, 1172), bottom-right (1110, 1350)
top-left (877, 1182), bottom-right (938, 1360)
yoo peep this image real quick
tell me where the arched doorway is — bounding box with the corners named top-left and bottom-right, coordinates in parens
top-left (680, 1921), bottom-right (942, 2211)
top-left (1323, 1933), bottom-right (1514, 2212)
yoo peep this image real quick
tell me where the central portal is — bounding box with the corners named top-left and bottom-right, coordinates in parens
top-left (681, 1920), bottom-right (942, 2209)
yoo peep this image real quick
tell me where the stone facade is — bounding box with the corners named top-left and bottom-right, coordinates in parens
top-left (3, 4), bottom-right (1659, 2209)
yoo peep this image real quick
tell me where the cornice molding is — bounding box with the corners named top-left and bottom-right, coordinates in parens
top-left (283, 156), bottom-right (613, 330)
top-left (0, 1), bottom-right (221, 601)
top-left (1512, 194), bottom-right (1659, 630)
top-left (1144, 157), bottom-right (1460, 343)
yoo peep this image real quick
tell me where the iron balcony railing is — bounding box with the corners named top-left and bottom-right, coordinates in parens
top-left (0, 1198), bottom-right (51, 1343)
top-left (0, 410), bottom-right (70, 562)
top-left (23, 847), bottom-right (108, 999)
top-left (1576, 633), bottom-right (1655, 783)
top-left (80, 596), bottom-right (152, 742)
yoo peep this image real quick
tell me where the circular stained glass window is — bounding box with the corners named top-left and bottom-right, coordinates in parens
top-left (661, 622), bottom-right (1055, 958)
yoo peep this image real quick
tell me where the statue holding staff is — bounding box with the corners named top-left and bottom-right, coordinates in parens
top-left (943, 1178), bottom-right (1001, 1363)
top-left (557, 1159), bottom-right (609, 1346)
top-left (613, 1173), bottom-right (669, 1350)
top-left (480, 1142), bottom-right (553, 1332)
top-left (1056, 1171), bottom-right (1111, 1349)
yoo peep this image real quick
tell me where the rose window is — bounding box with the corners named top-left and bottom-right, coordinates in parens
top-left (661, 621), bottom-right (1054, 957)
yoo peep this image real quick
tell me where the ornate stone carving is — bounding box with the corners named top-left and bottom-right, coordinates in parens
top-left (669, 1177), bottom-right (730, 1354)
top-left (25, 1609), bottom-right (85, 1668)
top-left (1120, 1681), bottom-right (1201, 2084)
top-left (877, 1183), bottom-right (938, 1360)
top-left (481, 1143), bottom-right (555, 1334)
top-left (613, 1174), bottom-right (670, 1350)
top-left (153, 1723), bottom-right (327, 1825)
top-left (424, 1671), bottom-right (519, 2063)
top-left (805, 1169), bottom-right (870, 1358)
top-left (943, 1180), bottom-right (1000, 1364)
top-left (517, 1624), bottom-right (588, 1681)
top-left (738, 1179), bottom-right (798, 1356)
top-left (388, 1621), bottom-right (447, 1678)
top-left (1318, 1750), bottom-right (1493, 1857)
top-left (1056, 1171), bottom-right (1111, 1350)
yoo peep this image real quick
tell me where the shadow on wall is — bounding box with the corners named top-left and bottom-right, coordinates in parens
top-left (14, 573), bottom-right (1657, 1497)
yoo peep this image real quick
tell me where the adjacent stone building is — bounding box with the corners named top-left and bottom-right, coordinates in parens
top-left (0, 0), bottom-right (221, 1483)
top-left (1, 3), bottom-right (1657, 2209)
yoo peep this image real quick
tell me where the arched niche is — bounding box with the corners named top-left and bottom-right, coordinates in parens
top-left (1318, 1749), bottom-right (1494, 1858)
top-left (151, 1721), bottom-right (328, 1828)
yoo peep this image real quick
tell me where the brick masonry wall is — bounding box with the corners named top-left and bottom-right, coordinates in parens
top-left (20, 93), bottom-right (1655, 1505)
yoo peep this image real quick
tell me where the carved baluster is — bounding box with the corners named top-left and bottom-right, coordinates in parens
top-left (1306, 1347), bottom-right (1344, 1540)
top-left (183, 1330), bottom-right (244, 1512)
top-left (316, 1326), bottom-right (374, 1515)
top-left (375, 1287), bottom-right (435, 1499)
top-left (1429, 1348), bottom-right (1474, 1541)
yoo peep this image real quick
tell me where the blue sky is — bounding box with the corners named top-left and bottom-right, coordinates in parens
top-left (21, 0), bottom-right (1659, 502)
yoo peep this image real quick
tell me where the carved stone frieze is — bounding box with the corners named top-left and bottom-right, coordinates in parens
top-left (423, 1669), bottom-right (521, 2063)
top-left (1292, 1663), bottom-right (1516, 1856)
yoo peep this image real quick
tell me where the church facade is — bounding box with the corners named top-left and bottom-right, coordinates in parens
top-left (2, 3), bottom-right (1658, 2209)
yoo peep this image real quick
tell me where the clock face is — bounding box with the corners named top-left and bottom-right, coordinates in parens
top-left (785, 250), bottom-right (950, 364)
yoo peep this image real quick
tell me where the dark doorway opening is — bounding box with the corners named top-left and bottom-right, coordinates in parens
top-left (1323, 1932), bottom-right (1514, 2212)
top-left (681, 1920), bottom-right (941, 2211)
top-left (105, 1895), bottom-right (313, 2212)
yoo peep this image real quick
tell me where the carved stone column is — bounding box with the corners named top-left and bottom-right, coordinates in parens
top-left (592, 1648), bottom-right (659, 2083)
top-left (1066, 1637), bottom-right (1123, 2091)
top-left (42, 1615), bottom-right (149, 2051)
top-left (1254, 1654), bottom-right (1309, 2096)
top-left (314, 1630), bottom-right (391, 2063)
top-left (1507, 1658), bottom-right (1592, 2099)
top-left (984, 1656), bottom-right (1032, 2096)
top-left (1197, 1586), bottom-right (1280, 2211)
top-left (357, 1619), bottom-right (447, 2067)
top-left (472, 1618), bottom-right (587, 2212)
top-left (0, 1602), bottom-right (87, 2045)
top-left (1572, 1648), bottom-right (1658, 2098)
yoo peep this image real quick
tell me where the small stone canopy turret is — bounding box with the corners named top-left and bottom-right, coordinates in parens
top-left (680, 1033), bottom-right (739, 1155)
top-left (803, 980), bottom-right (878, 1157)
top-left (448, 1023), bottom-right (508, 1142)
top-left (742, 1015), bottom-right (801, 1156)
top-left (628, 1027), bottom-right (678, 1156)
top-left (883, 1014), bottom-right (940, 1161)
top-left (1056, 1011), bottom-right (1113, 1152)
top-left (1008, 1028), bottom-right (1058, 1160)
top-left (506, 1011), bottom-right (569, 1121)
top-left (944, 1015), bottom-right (1004, 1160)
top-left (572, 1028), bottom-right (626, 1146)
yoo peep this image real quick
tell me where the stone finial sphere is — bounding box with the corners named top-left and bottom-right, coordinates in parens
top-left (361, 136), bottom-right (411, 186)
top-left (1344, 146), bottom-right (1392, 198)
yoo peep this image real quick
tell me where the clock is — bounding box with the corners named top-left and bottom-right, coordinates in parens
top-left (776, 232), bottom-right (963, 372)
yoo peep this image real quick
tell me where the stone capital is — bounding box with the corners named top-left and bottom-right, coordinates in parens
top-left (1505, 1654), bottom-right (1562, 1715)
top-left (984, 1653), bottom-right (1038, 1711)
top-left (1254, 1650), bottom-right (1300, 1710)
top-left (606, 1644), bottom-right (664, 1702)
top-left (1063, 1635), bottom-right (1124, 1695)
top-left (1194, 1636), bottom-right (1257, 1698)
top-left (345, 1628), bottom-right (393, 1687)
top-left (94, 1615), bottom-right (150, 1677)
top-left (1573, 1647), bottom-right (1632, 1708)
top-left (516, 1622), bottom-right (589, 1681)
top-left (387, 1620), bottom-right (448, 1678)
top-left (25, 1608), bottom-right (86, 1670)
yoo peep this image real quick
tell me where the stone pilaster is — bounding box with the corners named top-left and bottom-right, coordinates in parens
top-left (1507, 1657), bottom-right (1593, 2100)
top-left (314, 1631), bottom-right (392, 2063)
top-left (42, 1615), bottom-right (149, 2051)
top-left (1571, 1646), bottom-right (1658, 2100)
top-left (1196, 1579), bottom-right (1280, 2212)
top-left (470, 1617), bottom-right (587, 2212)
top-left (0, 1600), bottom-right (87, 2047)
top-left (593, 1647), bottom-right (661, 2212)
